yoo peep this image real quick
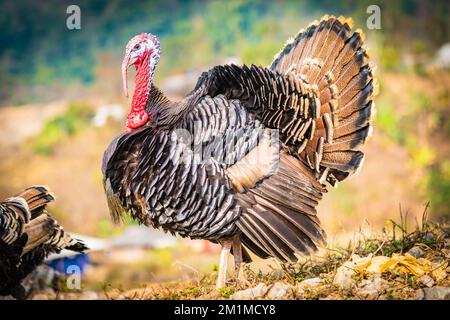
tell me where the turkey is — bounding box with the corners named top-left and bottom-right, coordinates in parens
top-left (0, 186), bottom-right (87, 297)
top-left (102, 16), bottom-right (376, 288)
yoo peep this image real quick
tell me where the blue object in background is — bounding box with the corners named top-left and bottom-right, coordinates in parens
top-left (46, 253), bottom-right (91, 275)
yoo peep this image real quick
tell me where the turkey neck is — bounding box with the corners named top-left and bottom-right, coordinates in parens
top-left (132, 54), bottom-right (152, 111)
top-left (131, 53), bottom-right (192, 130)
top-left (127, 47), bottom-right (169, 131)
top-left (130, 54), bottom-right (176, 129)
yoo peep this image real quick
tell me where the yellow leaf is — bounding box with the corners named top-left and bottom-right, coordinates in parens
top-left (367, 256), bottom-right (391, 273)
top-left (351, 255), bottom-right (372, 273)
top-left (431, 262), bottom-right (448, 282)
top-left (349, 253), bottom-right (434, 277)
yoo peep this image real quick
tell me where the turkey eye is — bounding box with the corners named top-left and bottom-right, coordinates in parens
top-left (133, 44), bottom-right (141, 50)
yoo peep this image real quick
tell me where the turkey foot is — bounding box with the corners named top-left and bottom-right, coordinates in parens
top-left (231, 238), bottom-right (251, 287)
top-left (216, 237), bottom-right (247, 289)
top-left (232, 237), bottom-right (242, 279)
top-left (216, 240), bottom-right (232, 289)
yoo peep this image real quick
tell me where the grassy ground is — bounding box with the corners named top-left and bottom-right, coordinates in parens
top-left (28, 211), bottom-right (447, 300)
top-left (107, 215), bottom-right (448, 300)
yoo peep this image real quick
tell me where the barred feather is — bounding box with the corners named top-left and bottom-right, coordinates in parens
top-left (0, 186), bottom-right (87, 297)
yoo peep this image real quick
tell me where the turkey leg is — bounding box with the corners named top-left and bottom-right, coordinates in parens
top-left (232, 237), bottom-right (242, 279)
top-left (216, 240), bottom-right (232, 289)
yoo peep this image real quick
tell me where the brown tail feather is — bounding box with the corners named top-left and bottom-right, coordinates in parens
top-left (236, 153), bottom-right (325, 262)
top-left (240, 234), bottom-right (271, 260)
top-left (17, 186), bottom-right (55, 217)
top-left (15, 186), bottom-right (87, 254)
top-left (271, 15), bottom-right (376, 186)
top-left (237, 215), bottom-right (293, 262)
top-left (22, 214), bottom-right (55, 254)
top-left (230, 244), bottom-right (253, 263)
top-left (0, 197), bottom-right (30, 244)
top-left (22, 213), bottom-right (88, 255)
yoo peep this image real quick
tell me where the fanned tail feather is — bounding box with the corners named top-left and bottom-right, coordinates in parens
top-left (17, 186), bottom-right (55, 218)
top-left (15, 186), bottom-right (87, 254)
top-left (271, 15), bottom-right (376, 186)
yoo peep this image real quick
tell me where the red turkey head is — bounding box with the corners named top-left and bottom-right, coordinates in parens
top-left (122, 33), bottom-right (161, 132)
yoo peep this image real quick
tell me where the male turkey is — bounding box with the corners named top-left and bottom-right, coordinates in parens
top-left (103, 16), bottom-right (376, 288)
top-left (0, 186), bottom-right (87, 297)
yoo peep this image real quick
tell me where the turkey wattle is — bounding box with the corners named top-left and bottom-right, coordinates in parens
top-left (102, 16), bottom-right (376, 288)
top-left (0, 186), bottom-right (87, 297)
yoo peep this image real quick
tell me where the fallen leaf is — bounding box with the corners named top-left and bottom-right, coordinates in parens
top-left (431, 262), bottom-right (448, 282)
top-left (346, 253), bottom-right (433, 277)
top-left (367, 256), bottom-right (393, 273)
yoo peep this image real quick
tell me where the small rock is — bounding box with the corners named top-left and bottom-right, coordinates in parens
top-left (59, 291), bottom-right (99, 300)
top-left (431, 256), bottom-right (445, 263)
top-left (442, 249), bottom-right (450, 259)
top-left (319, 293), bottom-right (343, 300)
top-left (231, 283), bottom-right (268, 300)
top-left (265, 282), bottom-right (293, 299)
top-left (407, 247), bottom-right (425, 259)
top-left (356, 274), bottom-right (387, 299)
top-left (31, 288), bottom-right (56, 300)
top-left (424, 232), bottom-right (434, 242)
top-left (431, 262), bottom-right (448, 281)
top-left (32, 294), bottom-right (51, 300)
top-left (271, 270), bottom-right (285, 280)
top-left (297, 277), bottom-right (321, 291)
top-left (201, 291), bottom-right (222, 300)
top-left (333, 261), bottom-right (357, 289)
top-left (418, 275), bottom-right (435, 288)
top-left (416, 287), bottom-right (450, 300)
top-left (77, 291), bottom-right (99, 300)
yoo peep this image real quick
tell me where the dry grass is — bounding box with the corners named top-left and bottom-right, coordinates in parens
top-left (16, 208), bottom-right (448, 300)
top-left (92, 208), bottom-right (448, 300)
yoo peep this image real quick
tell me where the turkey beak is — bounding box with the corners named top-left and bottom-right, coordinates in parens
top-left (122, 53), bottom-right (132, 98)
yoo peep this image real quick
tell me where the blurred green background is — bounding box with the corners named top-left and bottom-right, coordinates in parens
top-left (0, 0), bottom-right (449, 239)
